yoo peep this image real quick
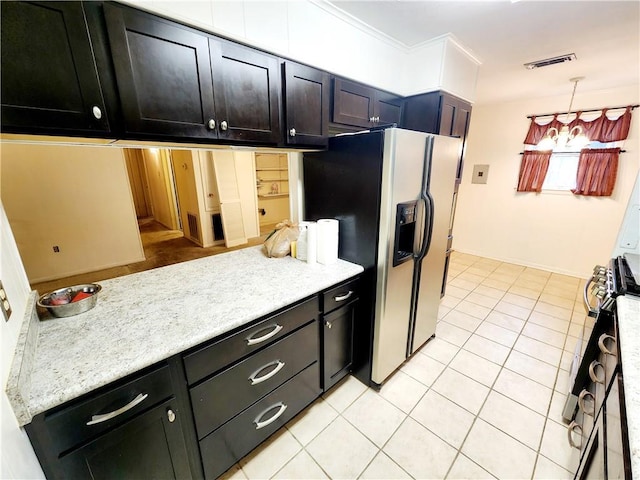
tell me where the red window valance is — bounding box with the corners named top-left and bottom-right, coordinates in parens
top-left (524, 106), bottom-right (633, 145)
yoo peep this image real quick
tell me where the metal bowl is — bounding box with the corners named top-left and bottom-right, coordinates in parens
top-left (37, 284), bottom-right (102, 318)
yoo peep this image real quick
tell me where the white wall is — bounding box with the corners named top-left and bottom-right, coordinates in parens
top-left (1, 144), bottom-right (145, 283)
top-left (0, 203), bottom-right (45, 479)
top-left (453, 85), bottom-right (640, 277)
top-left (123, 0), bottom-right (479, 100)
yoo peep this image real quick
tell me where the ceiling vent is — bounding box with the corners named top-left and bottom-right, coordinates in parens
top-left (524, 53), bottom-right (577, 70)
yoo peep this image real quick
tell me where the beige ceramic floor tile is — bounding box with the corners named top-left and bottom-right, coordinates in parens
top-left (441, 294), bottom-right (462, 309)
top-left (400, 350), bottom-right (446, 387)
top-left (461, 419), bottom-right (537, 480)
top-left (411, 389), bottom-right (475, 449)
top-left (522, 322), bottom-right (567, 349)
top-left (481, 277), bottom-right (511, 291)
top-left (539, 418), bottom-right (581, 473)
top-left (286, 398), bottom-right (338, 446)
top-left (493, 368), bottom-right (553, 416)
top-left (514, 335), bottom-right (563, 367)
top-left (462, 334), bottom-right (511, 366)
top-left (539, 292), bottom-right (576, 309)
top-left (548, 390), bottom-right (569, 426)
top-left (493, 300), bottom-right (532, 320)
top-left (465, 291), bottom-right (501, 309)
top-left (474, 321), bottom-right (519, 348)
top-left (447, 453), bottom-right (497, 479)
top-left (218, 464), bottom-right (247, 480)
top-left (554, 368), bottom-right (571, 393)
top-left (442, 309), bottom-right (484, 332)
top-left (360, 452), bottom-right (411, 480)
top-left (306, 417), bottom-right (377, 480)
top-left (508, 284), bottom-right (543, 300)
top-left (501, 292), bottom-right (537, 309)
top-left (529, 310), bottom-right (570, 334)
top-left (273, 450), bottom-right (328, 479)
top-left (458, 271), bottom-right (487, 285)
top-left (473, 284), bottom-right (506, 300)
top-left (450, 349), bottom-right (501, 387)
top-left (505, 349), bottom-right (558, 388)
top-left (484, 310), bottom-right (525, 333)
top-left (533, 454), bottom-right (574, 479)
top-left (534, 301), bottom-right (573, 321)
top-left (438, 305), bottom-right (452, 320)
top-left (465, 266), bottom-right (493, 277)
top-left (454, 299), bottom-right (492, 319)
top-left (343, 389), bottom-right (406, 448)
top-left (436, 320), bottom-right (473, 347)
top-left (321, 375), bottom-right (367, 413)
top-left (420, 337), bottom-right (460, 365)
top-left (239, 429), bottom-right (301, 480)
top-left (384, 417), bottom-right (458, 479)
top-left (450, 277), bottom-right (482, 291)
top-left (479, 390), bottom-right (546, 450)
top-left (432, 368), bottom-right (490, 415)
top-left (445, 284), bottom-right (472, 299)
top-left (378, 370), bottom-right (428, 414)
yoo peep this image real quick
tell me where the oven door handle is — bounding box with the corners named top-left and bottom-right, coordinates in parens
top-left (583, 275), bottom-right (599, 318)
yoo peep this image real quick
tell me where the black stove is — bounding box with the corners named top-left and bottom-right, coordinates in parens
top-left (615, 254), bottom-right (640, 298)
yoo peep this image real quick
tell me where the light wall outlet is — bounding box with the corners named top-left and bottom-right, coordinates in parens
top-left (0, 281), bottom-right (12, 321)
top-left (472, 164), bottom-right (490, 184)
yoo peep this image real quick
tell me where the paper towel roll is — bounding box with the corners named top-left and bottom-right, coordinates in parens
top-left (317, 219), bottom-right (339, 265)
top-left (306, 222), bottom-right (317, 265)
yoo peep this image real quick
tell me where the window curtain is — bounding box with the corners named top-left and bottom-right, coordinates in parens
top-left (524, 106), bottom-right (633, 145)
top-left (517, 150), bottom-right (552, 192)
top-left (572, 148), bottom-right (620, 196)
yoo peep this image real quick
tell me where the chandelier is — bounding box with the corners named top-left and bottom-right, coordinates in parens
top-left (538, 77), bottom-right (590, 150)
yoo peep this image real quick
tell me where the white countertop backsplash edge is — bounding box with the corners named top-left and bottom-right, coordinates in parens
top-left (5, 290), bottom-right (40, 426)
top-left (616, 295), bottom-right (640, 479)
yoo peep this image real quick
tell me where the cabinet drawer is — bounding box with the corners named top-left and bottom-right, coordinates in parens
top-left (184, 296), bottom-right (319, 385)
top-left (42, 364), bottom-right (172, 454)
top-left (199, 362), bottom-right (320, 479)
top-left (323, 278), bottom-right (359, 314)
top-left (191, 321), bottom-right (318, 439)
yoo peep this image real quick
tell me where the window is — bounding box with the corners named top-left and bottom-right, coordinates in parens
top-left (541, 151), bottom-right (579, 191)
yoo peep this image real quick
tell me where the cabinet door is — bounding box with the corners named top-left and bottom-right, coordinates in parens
top-left (374, 91), bottom-right (403, 126)
top-left (322, 301), bottom-right (357, 391)
top-left (104, 4), bottom-right (217, 139)
top-left (59, 398), bottom-right (192, 480)
top-left (211, 40), bottom-right (281, 144)
top-left (283, 62), bottom-right (329, 147)
top-left (1, 1), bottom-right (110, 134)
top-left (332, 78), bottom-right (375, 128)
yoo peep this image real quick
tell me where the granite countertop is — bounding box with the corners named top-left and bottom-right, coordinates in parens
top-left (6, 246), bottom-right (363, 426)
top-left (616, 295), bottom-right (640, 479)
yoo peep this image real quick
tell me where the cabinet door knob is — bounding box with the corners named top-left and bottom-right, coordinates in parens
top-left (325, 320), bottom-right (332, 329)
top-left (375, 116), bottom-right (380, 123)
top-left (289, 128), bottom-right (296, 137)
top-left (92, 105), bottom-right (102, 120)
top-left (220, 120), bottom-right (228, 131)
top-left (207, 119), bottom-right (216, 130)
top-left (369, 116), bottom-right (374, 123)
top-left (167, 409), bottom-right (176, 423)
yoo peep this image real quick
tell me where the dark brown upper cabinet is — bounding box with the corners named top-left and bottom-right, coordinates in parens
top-left (103, 4), bottom-right (281, 144)
top-left (104, 4), bottom-right (217, 140)
top-left (210, 40), bottom-right (281, 144)
top-left (282, 62), bottom-right (330, 147)
top-left (403, 91), bottom-right (472, 182)
top-left (0, 1), bottom-right (111, 136)
top-left (332, 77), bottom-right (402, 129)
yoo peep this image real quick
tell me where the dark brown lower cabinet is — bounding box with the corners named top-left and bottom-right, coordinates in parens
top-left (322, 301), bottom-right (357, 391)
top-left (199, 363), bottom-right (321, 479)
top-left (58, 397), bottom-right (192, 480)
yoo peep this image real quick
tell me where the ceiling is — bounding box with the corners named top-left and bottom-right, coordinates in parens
top-left (327, 1), bottom-right (640, 105)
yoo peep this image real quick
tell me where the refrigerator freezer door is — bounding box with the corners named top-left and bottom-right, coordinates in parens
top-left (410, 135), bottom-right (460, 354)
top-left (371, 129), bottom-right (427, 384)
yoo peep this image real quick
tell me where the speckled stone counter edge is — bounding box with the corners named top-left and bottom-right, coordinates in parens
top-left (616, 295), bottom-right (640, 479)
top-left (5, 290), bottom-right (40, 425)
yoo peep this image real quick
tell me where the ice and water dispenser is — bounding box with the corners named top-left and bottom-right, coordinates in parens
top-left (393, 201), bottom-right (418, 267)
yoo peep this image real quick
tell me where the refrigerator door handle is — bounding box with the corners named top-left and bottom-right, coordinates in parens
top-left (415, 191), bottom-right (434, 261)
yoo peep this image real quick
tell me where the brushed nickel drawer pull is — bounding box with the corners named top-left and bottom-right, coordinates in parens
top-left (578, 389), bottom-right (595, 416)
top-left (598, 333), bottom-right (616, 355)
top-left (86, 393), bottom-right (148, 426)
top-left (254, 402), bottom-right (288, 430)
top-left (589, 360), bottom-right (605, 384)
top-left (567, 421), bottom-right (583, 449)
top-left (246, 324), bottom-right (283, 346)
top-left (334, 291), bottom-right (354, 302)
top-left (248, 360), bottom-right (285, 385)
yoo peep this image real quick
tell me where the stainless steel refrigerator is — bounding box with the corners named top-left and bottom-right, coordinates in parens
top-left (304, 128), bottom-right (459, 386)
